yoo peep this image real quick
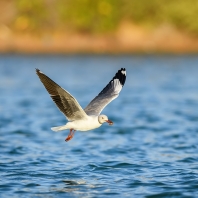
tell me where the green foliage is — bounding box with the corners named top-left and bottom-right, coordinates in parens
top-left (15, 0), bottom-right (48, 31)
top-left (13, 0), bottom-right (198, 35)
top-left (57, 0), bottom-right (121, 33)
top-left (161, 0), bottom-right (198, 34)
top-left (122, 0), bottom-right (163, 24)
top-left (122, 0), bottom-right (198, 33)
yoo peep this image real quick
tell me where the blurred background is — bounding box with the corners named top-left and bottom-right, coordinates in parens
top-left (1, 1), bottom-right (198, 197)
top-left (1, 0), bottom-right (198, 53)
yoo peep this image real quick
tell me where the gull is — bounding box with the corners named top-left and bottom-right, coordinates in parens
top-left (36, 68), bottom-right (126, 142)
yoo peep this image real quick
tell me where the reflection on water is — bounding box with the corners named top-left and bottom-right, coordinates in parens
top-left (1, 55), bottom-right (198, 197)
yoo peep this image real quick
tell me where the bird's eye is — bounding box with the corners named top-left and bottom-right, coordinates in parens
top-left (102, 117), bottom-right (104, 119)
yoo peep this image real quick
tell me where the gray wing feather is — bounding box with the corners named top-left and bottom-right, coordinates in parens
top-left (36, 69), bottom-right (87, 121)
top-left (84, 68), bottom-right (126, 116)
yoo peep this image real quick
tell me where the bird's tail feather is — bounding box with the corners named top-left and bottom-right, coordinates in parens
top-left (51, 125), bottom-right (68, 132)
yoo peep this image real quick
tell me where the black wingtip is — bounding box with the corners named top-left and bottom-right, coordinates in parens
top-left (36, 68), bottom-right (44, 76)
top-left (113, 68), bottom-right (126, 86)
top-left (36, 68), bottom-right (40, 74)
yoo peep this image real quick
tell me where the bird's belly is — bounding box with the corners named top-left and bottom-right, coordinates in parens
top-left (71, 120), bottom-right (101, 131)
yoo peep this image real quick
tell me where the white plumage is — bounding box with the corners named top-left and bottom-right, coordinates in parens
top-left (36, 68), bottom-right (126, 142)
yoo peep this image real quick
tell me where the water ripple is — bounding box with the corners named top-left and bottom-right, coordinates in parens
top-left (1, 55), bottom-right (198, 197)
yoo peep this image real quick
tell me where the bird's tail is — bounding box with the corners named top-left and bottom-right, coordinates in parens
top-left (51, 125), bottom-right (68, 132)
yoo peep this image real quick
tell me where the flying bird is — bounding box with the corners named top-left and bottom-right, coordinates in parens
top-left (36, 68), bottom-right (126, 142)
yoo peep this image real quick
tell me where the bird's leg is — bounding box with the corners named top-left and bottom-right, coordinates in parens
top-left (65, 129), bottom-right (76, 142)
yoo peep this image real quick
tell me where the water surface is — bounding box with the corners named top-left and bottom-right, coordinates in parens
top-left (0, 55), bottom-right (198, 197)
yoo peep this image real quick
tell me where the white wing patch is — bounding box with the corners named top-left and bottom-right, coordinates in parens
top-left (121, 70), bottom-right (126, 75)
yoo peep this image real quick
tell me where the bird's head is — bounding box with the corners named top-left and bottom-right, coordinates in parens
top-left (98, 115), bottom-right (113, 125)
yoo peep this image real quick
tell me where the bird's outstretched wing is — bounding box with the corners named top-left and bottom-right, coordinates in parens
top-left (36, 69), bottom-right (88, 121)
top-left (84, 68), bottom-right (126, 116)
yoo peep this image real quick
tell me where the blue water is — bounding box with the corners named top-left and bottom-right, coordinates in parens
top-left (1, 55), bottom-right (198, 197)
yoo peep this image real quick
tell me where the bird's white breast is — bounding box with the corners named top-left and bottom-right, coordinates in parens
top-left (67, 116), bottom-right (101, 131)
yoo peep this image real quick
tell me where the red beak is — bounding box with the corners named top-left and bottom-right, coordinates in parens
top-left (106, 120), bottom-right (113, 125)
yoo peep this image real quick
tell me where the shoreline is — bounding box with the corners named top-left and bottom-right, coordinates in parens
top-left (1, 24), bottom-right (198, 54)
